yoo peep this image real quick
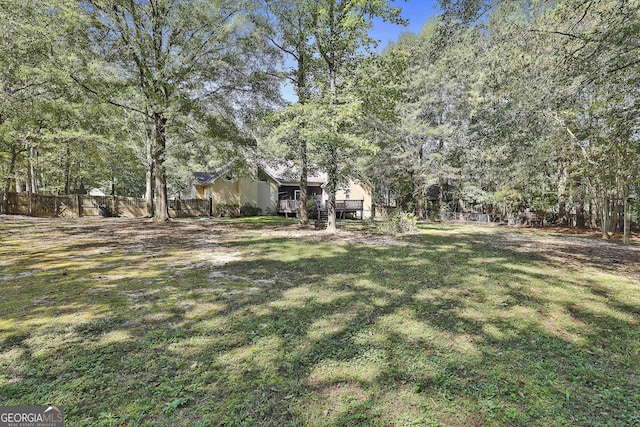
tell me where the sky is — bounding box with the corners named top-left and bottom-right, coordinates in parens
top-left (281, 0), bottom-right (441, 102)
top-left (369, 0), bottom-right (441, 51)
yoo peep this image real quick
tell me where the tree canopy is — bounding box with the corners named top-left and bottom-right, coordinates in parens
top-left (1, 0), bottom-right (637, 238)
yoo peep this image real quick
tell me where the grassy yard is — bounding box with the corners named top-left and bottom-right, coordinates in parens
top-left (0, 216), bottom-right (638, 426)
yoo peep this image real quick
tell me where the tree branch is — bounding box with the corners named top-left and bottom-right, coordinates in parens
top-left (69, 74), bottom-right (151, 118)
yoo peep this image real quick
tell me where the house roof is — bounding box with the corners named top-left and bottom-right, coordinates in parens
top-left (192, 160), bottom-right (241, 185)
top-left (192, 172), bottom-right (217, 185)
top-left (193, 160), bottom-right (327, 187)
top-left (261, 162), bottom-right (328, 185)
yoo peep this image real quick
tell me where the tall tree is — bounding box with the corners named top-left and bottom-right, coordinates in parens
top-left (259, 0), bottom-right (317, 224)
top-left (0, 0), bottom-right (83, 211)
top-left (438, 0), bottom-right (640, 239)
top-left (309, 0), bottom-right (404, 231)
top-left (80, 0), bottom-right (278, 220)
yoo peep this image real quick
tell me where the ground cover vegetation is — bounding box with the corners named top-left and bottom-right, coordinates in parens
top-left (1, 0), bottom-right (638, 236)
top-left (0, 216), bottom-right (638, 426)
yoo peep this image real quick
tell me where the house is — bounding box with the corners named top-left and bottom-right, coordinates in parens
top-left (264, 163), bottom-right (327, 215)
top-left (184, 166), bottom-right (280, 215)
top-left (186, 161), bottom-right (373, 219)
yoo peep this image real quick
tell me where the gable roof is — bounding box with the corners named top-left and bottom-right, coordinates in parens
top-left (193, 160), bottom-right (327, 187)
top-left (261, 162), bottom-right (327, 185)
top-left (192, 160), bottom-right (245, 186)
top-left (192, 172), bottom-right (217, 185)
top-left (192, 161), bottom-right (282, 186)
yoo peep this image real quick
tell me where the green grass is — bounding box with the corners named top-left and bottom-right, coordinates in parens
top-left (0, 217), bottom-right (638, 426)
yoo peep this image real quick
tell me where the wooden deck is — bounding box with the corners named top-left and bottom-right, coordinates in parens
top-left (277, 199), bottom-right (364, 219)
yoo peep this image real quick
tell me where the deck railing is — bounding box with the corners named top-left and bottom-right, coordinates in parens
top-left (277, 199), bottom-right (299, 212)
top-left (335, 200), bottom-right (363, 211)
top-left (277, 199), bottom-right (363, 213)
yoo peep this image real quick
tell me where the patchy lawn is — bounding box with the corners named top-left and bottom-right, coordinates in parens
top-left (0, 216), bottom-right (638, 426)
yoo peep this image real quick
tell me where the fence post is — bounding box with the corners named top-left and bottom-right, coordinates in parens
top-left (112, 195), bottom-right (117, 217)
top-left (77, 194), bottom-right (82, 217)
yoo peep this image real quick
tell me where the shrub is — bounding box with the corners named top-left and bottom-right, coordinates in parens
top-left (306, 199), bottom-right (318, 220)
top-left (240, 204), bottom-right (262, 217)
top-left (215, 204), bottom-right (262, 217)
top-left (215, 204), bottom-right (241, 218)
top-left (381, 211), bottom-right (418, 234)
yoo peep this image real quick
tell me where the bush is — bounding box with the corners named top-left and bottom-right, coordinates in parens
top-left (240, 204), bottom-right (262, 217)
top-left (215, 204), bottom-right (240, 218)
top-left (381, 212), bottom-right (418, 234)
top-left (215, 204), bottom-right (262, 217)
top-left (306, 199), bottom-right (318, 220)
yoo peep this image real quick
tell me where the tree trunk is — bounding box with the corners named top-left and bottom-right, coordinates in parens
top-left (611, 197), bottom-right (620, 233)
top-left (416, 179), bottom-right (424, 221)
top-left (296, 30), bottom-right (309, 225)
top-left (601, 194), bottom-right (610, 240)
top-left (623, 196), bottom-right (631, 245)
top-left (15, 169), bottom-right (22, 193)
top-left (325, 46), bottom-right (338, 232)
top-left (438, 176), bottom-right (445, 214)
top-left (416, 145), bottom-right (424, 221)
top-left (574, 179), bottom-right (585, 228)
top-left (153, 113), bottom-right (169, 221)
top-left (145, 137), bottom-right (154, 218)
top-left (25, 163), bottom-right (31, 194)
top-left (326, 147), bottom-right (338, 233)
top-left (575, 202), bottom-right (586, 228)
top-left (64, 145), bottom-right (72, 195)
top-left (29, 147), bottom-right (37, 195)
top-left (557, 162), bottom-right (567, 226)
top-left (298, 139), bottom-right (309, 225)
top-left (2, 145), bottom-right (18, 214)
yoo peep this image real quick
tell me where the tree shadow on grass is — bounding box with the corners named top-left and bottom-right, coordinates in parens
top-left (210, 233), bottom-right (639, 426)
top-left (0, 220), bottom-right (638, 426)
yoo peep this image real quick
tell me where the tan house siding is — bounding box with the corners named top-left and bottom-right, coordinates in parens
top-left (190, 167), bottom-right (371, 218)
top-left (195, 185), bottom-right (205, 199)
top-left (333, 181), bottom-right (373, 219)
top-left (194, 174), bottom-right (278, 215)
top-left (257, 180), bottom-right (278, 215)
top-left (212, 179), bottom-right (239, 206)
top-left (239, 178), bottom-right (257, 206)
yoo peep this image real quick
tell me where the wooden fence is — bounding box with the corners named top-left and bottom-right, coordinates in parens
top-left (0, 192), bottom-right (211, 218)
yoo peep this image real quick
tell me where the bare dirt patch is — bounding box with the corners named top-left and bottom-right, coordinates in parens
top-left (2, 215), bottom-right (637, 279)
top-left (485, 227), bottom-right (640, 280)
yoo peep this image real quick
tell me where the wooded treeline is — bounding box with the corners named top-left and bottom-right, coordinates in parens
top-left (361, 0), bottom-right (640, 242)
top-left (1, 0), bottom-right (638, 238)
